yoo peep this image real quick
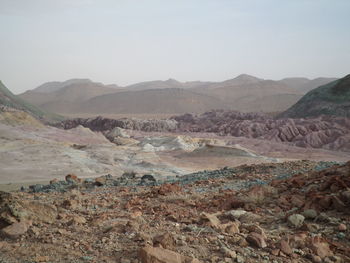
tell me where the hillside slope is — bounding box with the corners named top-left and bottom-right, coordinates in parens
top-left (33, 79), bottom-right (93, 93)
top-left (19, 80), bottom-right (119, 114)
top-left (0, 81), bottom-right (63, 122)
top-left (195, 79), bottom-right (303, 112)
top-left (77, 88), bottom-right (228, 114)
top-left (279, 74), bottom-right (350, 118)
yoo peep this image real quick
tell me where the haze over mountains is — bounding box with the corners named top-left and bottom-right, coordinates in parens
top-left (18, 74), bottom-right (337, 115)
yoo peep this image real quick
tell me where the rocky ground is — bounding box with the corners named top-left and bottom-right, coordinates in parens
top-left (0, 120), bottom-right (279, 184)
top-left (60, 110), bottom-right (350, 152)
top-left (0, 160), bottom-right (349, 263)
top-left (1, 110), bottom-right (349, 262)
top-left (2, 113), bottom-right (348, 185)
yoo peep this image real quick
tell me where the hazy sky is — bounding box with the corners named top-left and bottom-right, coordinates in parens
top-left (1, 0), bottom-right (349, 93)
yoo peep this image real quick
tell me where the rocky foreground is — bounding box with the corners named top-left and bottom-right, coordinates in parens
top-left (0, 160), bottom-right (349, 263)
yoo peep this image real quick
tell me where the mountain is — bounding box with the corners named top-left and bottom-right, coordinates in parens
top-left (19, 80), bottom-right (120, 114)
top-left (77, 88), bottom-right (228, 114)
top-left (279, 74), bottom-right (350, 118)
top-left (218, 74), bottom-right (263, 86)
top-left (280, 77), bottom-right (338, 93)
top-left (33, 79), bottom-right (94, 93)
top-left (125, 78), bottom-right (213, 91)
top-left (18, 75), bottom-right (338, 116)
top-left (187, 76), bottom-right (304, 112)
top-left (125, 78), bottom-right (183, 90)
top-left (0, 81), bottom-right (62, 122)
top-left (188, 75), bottom-right (337, 113)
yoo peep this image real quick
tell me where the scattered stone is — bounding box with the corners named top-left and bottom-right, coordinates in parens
top-left (62, 199), bottom-right (79, 210)
top-left (153, 233), bottom-right (175, 249)
top-left (221, 221), bottom-right (240, 235)
top-left (34, 255), bottom-right (50, 262)
top-left (95, 174), bottom-right (113, 186)
top-left (304, 223), bottom-right (319, 233)
top-left (246, 232), bottom-right (267, 248)
top-left (70, 215), bottom-right (86, 225)
top-left (0, 221), bottom-right (29, 239)
top-left (239, 212), bottom-right (262, 224)
top-left (156, 183), bottom-right (182, 196)
top-left (341, 190), bottom-right (350, 203)
top-left (302, 209), bottom-right (318, 219)
top-left (336, 232), bottom-right (346, 239)
top-left (140, 174), bottom-right (157, 185)
top-left (235, 255), bottom-right (245, 263)
top-left (1, 160), bottom-right (350, 262)
top-left (221, 247), bottom-right (237, 259)
top-left (288, 214), bottom-right (305, 228)
top-left (310, 236), bottom-right (333, 259)
top-left (201, 212), bottom-right (221, 228)
top-left (226, 210), bottom-right (247, 220)
top-left (338, 223), bottom-right (347, 231)
top-left (139, 245), bottom-right (200, 263)
top-left (242, 224), bottom-right (266, 239)
top-left (311, 255), bottom-right (322, 263)
top-left (279, 240), bottom-right (292, 255)
top-left (65, 174), bottom-right (81, 184)
top-left (50, 178), bottom-right (59, 184)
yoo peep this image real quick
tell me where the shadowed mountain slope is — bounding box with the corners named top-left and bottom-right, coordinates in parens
top-left (0, 81), bottom-right (63, 122)
top-left (279, 74), bottom-right (350, 118)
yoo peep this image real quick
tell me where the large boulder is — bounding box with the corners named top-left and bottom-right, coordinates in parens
top-left (0, 191), bottom-right (57, 226)
top-left (0, 221), bottom-right (29, 239)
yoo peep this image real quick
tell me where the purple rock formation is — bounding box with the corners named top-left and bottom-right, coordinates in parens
top-left (57, 110), bottom-right (350, 152)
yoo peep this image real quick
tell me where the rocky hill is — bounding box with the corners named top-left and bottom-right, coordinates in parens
top-left (280, 74), bottom-right (350, 118)
top-left (0, 81), bottom-right (62, 122)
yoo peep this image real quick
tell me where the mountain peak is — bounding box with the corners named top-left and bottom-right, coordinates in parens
top-left (33, 79), bottom-right (93, 93)
top-left (235, 74), bottom-right (262, 81)
top-left (222, 74), bottom-right (262, 86)
top-left (165, 78), bottom-right (180, 84)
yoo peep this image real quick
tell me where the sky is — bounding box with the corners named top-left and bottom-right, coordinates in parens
top-left (1, 0), bottom-right (350, 94)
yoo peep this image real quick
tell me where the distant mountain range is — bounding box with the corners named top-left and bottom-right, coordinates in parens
top-left (17, 75), bottom-right (337, 115)
top-left (0, 81), bottom-right (63, 122)
top-left (280, 74), bottom-right (350, 118)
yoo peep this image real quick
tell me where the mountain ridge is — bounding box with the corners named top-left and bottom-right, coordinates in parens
top-left (17, 75), bottom-right (338, 115)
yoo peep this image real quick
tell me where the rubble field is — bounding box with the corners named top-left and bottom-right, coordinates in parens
top-left (0, 160), bottom-right (349, 263)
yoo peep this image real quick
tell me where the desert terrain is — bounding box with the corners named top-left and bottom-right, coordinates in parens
top-left (1, 73), bottom-right (350, 262)
top-left (2, 0), bottom-right (349, 262)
